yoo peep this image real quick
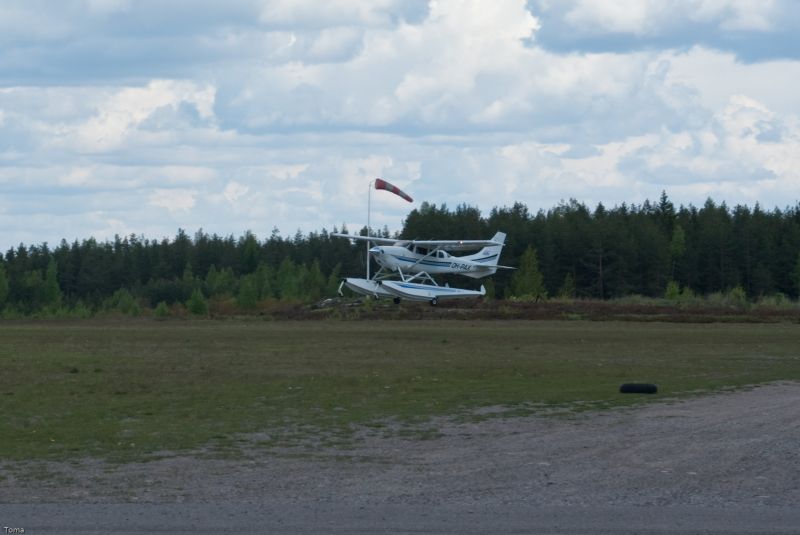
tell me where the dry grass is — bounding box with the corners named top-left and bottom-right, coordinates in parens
top-left (1, 318), bottom-right (799, 461)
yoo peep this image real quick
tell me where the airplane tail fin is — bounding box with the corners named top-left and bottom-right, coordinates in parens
top-left (463, 231), bottom-right (507, 279)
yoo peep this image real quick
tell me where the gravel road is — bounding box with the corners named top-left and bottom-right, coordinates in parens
top-left (2, 382), bottom-right (799, 533)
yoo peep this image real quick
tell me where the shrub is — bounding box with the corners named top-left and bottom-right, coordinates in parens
top-left (510, 247), bottom-right (547, 302)
top-left (665, 280), bottom-right (681, 301)
top-left (727, 286), bottom-right (748, 308)
top-left (104, 288), bottom-right (139, 315)
top-left (756, 293), bottom-right (791, 308)
top-left (678, 286), bottom-right (696, 306)
top-left (558, 272), bottom-right (576, 300)
top-left (187, 288), bottom-right (209, 316)
top-left (71, 300), bottom-right (93, 319)
top-left (236, 275), bottom-right (259, 309)
top-left (154, 301), bottom-right (170, 320)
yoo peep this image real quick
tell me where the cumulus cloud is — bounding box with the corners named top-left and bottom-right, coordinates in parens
top-left (665, 46), bottom-right (800, 115)
top-left (562, 0), bottom-right (780, 35)
top-left (223, 181), bottom-right (250, 204)
top-left (531, 0), bottom-right (799, 62)
top-left (0, 81), bottom-right (219, 158)
top-left (68, 81), bottom-right (215, 152)
top-left (258, 0), bottom-right (426, 28)
top-left (216, 0), bottom-right (714, 145)
top-left (149, 188), bottom-right (198, 213)
top-left (0, 0), bottom-right (799, 249)
top-left (575, 94), bottom-right (798, 206)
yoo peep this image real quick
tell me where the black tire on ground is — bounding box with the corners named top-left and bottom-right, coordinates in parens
top-left (393, 297), bottom-right (401, 305)
top-left (430, 297), bottom-right (438, 306)
top-left (619, 383), bottom-right (658, 394)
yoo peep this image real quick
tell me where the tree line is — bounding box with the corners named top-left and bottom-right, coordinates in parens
top-left (402, 193), bottom-right (800, 302)
top-left (1, 193), bottom-right (799, 316)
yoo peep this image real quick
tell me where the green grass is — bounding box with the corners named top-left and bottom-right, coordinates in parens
top-left (1, 319), bottom-right (799, 461)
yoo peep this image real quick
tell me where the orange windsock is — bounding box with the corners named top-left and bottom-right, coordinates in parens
top-left (374, 178), bottom-right (413, 203)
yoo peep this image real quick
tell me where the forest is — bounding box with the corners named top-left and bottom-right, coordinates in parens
top-left (1, 193), bottom-right (800, 316)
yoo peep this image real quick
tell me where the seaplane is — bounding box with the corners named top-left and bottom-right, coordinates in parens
top-left (334, 231), bottom-right (509, 305)
top-left (334, 178), bottom-right (511, 305)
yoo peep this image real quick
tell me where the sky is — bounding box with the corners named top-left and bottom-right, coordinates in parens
top-left (1, 0), bottom-right (799, 249)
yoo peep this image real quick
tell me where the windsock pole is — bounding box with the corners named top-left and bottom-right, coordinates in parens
top-left (366, 178), bottom-right (412, 280)
top-left (366, 179), bottom-right (373, 280)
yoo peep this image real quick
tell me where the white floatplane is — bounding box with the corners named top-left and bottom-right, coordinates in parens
top-left (335, 177), bottom-right (511, 305)
top-left (333, 232), bottom-right (510, 305)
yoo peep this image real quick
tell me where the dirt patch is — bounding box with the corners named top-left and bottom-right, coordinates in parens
top-left (3, 382), bottom-right (799, 508)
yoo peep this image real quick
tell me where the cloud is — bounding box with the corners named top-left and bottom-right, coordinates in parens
top-left (0, 0), bottom-right (799, 250)
top-left (223, 181), bottom-right (249, 204)
top-left (258, 0), bottom-right (428, 28)
top-left (0, 0), bottom-right (428, 85)
top-left (149, 188), bottom-right (198, 213)
top-left (609, 94), bottom-right (798, 206)
top-left (85, 0), bottom-right (132, 15)
top-left (562, 0), bottom-right (780, 35)
top-left (45, 80), bottom-right (216, 153)
top-left (531, 0), bottom-right (800, 61)
top-left (215, 0), bottom-right (717, 148)
top-left (664, 46), bottom-right (800, 115)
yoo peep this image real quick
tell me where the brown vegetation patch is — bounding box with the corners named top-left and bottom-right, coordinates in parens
top-left (297, 297), bottom-right (800, 323)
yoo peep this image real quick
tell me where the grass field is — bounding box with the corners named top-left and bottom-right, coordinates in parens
top-left (1, 319), bottom-right (799, 462)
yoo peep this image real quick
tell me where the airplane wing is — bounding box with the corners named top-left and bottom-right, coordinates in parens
top-left (332, 234), bottom-right (504, 251)
top-left (407, 239), bottom-right (503, 252)
top-left (331, 233), bottom-right (404, 246)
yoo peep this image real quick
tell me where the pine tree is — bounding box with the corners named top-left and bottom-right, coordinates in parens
top-left (187, 288), bottom-right (209, 316)
top-left (106, 288), bottom-right (137, 315)
top-left (558, 272), bottom-right (576, 299)
top-left (256, 262), bottom-right (272, 297)
top-left (510, 247), bottom-right (547, 301)
top-left (0, 263), bottom-right (8, 309)
top-left (240, 231), bottom-right (259, 274)
top-left (42, 258), bottom-right (63, 309)
top-left (204, 265), bottom-right (219, 296)
top-left (326, 263), bottom-right (342, 297)
top-left (665, 280), bottom-right (681, 301)
top-left (181, 262), bottom-right (197, 300)
top-left (669, 224), bottom-right (686, 280)
top-left (206, 266), bottom-right (236, 297)
top-left (276, 257), bottom-right (300, 300)
top-left (483, 278), bottom-right (496, 300)
top-left (154, 301), bottom-right (170, 320)
top-left (236, 274), bottom-right (259, 309)
top-left (792, 252), bottom-right (800, 298)
top-left (304, 260), bottom-right (326, 301)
